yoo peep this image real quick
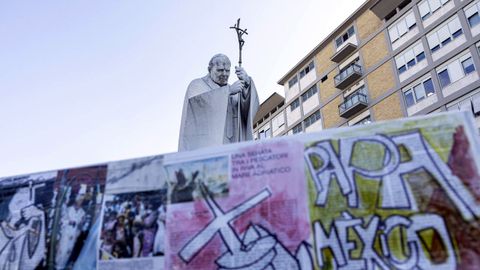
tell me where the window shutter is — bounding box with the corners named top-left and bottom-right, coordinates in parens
top-left (419, 1), bottom-right (430, 19)
top-left (427, 33), bottom-right (440, 50)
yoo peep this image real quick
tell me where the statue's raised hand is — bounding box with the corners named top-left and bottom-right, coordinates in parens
top-left (235, 66), bottom-right (251, 86)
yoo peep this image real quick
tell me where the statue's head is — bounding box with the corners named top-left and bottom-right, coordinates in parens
top-left (208, 54), bottom-right (231, 86)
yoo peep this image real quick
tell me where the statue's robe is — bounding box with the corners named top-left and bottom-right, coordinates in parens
top-left (178, 75), bottom-right (259, 151)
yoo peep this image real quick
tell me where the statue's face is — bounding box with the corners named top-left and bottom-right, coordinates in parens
top-left (210, 62), bottom-right (230, 86)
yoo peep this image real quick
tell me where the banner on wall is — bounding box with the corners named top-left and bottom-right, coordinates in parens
top-left (0, 111), bottom-right (479, 270)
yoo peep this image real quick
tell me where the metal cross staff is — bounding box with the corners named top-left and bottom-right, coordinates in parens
top-left (230, 18), bottom-right (248, 141)
top-left (230, 18), bottom-right (248, 67)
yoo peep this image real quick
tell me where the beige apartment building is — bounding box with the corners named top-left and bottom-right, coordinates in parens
top-left (254, 0), bottom-right (480, 140)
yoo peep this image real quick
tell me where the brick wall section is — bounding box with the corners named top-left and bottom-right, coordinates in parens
top-left (366, 61), bottom-right (396, 100)
top-left (372, 92), bottom-right (405, 121)
top-left (319, 70), bottom-right (341, 103)
top-left (361, 32), bottom-right (389, 70)
top-left (357, 10), bottom-right (383, 41)
top-left (315, 42), bottom-right (335, 77)
top-left (321, 95), bottom-right (343, 128)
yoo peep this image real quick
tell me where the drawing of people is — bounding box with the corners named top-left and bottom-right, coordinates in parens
top-left (0, 187), bottom-right (46, 270)
top-left (153, 205), bottom-right (166, 256)
top-left (170, 169), bottom-right (199, 203)
top-left (141, 205), bottom-right (157, 257)
top-left (55, 185), bottom-right (87, 269)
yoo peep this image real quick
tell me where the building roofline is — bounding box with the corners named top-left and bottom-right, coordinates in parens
top-left (277, 0), bottom-right (375, 85)
top-left (253, 92), bottom-right (285, 124)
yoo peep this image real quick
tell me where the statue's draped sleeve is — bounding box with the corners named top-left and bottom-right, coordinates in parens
top-left (178, 77), bottom-right (230, 151)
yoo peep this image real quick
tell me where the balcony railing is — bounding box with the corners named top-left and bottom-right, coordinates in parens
top-left (334, 63), bottom-right (362, 90)
top-left (338, 92), bottom-right (368, 118)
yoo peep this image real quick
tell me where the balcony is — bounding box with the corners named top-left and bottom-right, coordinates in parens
top-left (370, 0), bottom-right (405, 19)
top-left (338, 92), bottom-right (368, 118)
top-left (334, 63), bottom-right (362, 90)
top-left (331, 43), bottom-right (357, 63)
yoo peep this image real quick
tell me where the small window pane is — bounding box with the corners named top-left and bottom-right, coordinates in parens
top-left (438, 69), bottom-right (451, 88)
top-left (336, 37), bottom-right (343, 47)
top-left (427, 33), bottom-right (440, 50)
top-left (414, 84), bottom-right (426, 101)
top-left (396, 55), bottom-right (406, 69)
top-left (452, 29), bottom-right (463, 38)
top-left (404, 90), bottom-right (415, 107)
top-left (413, 43), bottom-right (424, 56)
top-left (407, 59), bottom-right (416, 68)
top-left (405, 12), bottom-right (416, 29)
top-left (469, 13), bottom-right (480, 27)
top-left (441, 37), bottom-right (452, 46)
top-left (397, 19), bottom-right (408, 36)
top-left (389, 27), bottom-right (400, 42)
top-left (449, 60), bottom-right (465, 82)
top-left (423, 78), bottom-right (435, 96)
top-left (419, 1), bottom-right (431, 20)
top-left (417, 52), bottom-right (426, 62)
top-left (437, 25), bottom-right (451, 44)
top-left (459, 99), bottom-right (473, 112)
top-left (462, 58), bottom-right (476, 74)
top-left (398, 65), bottom-right (407, 74)
top-left (404, 50), bottom-right (415, 63)
top-left (348, 26), bottom-right (355, 37)
top-left (465, 5), bottom-right (478, 19)
top-left (448, 17), bottom-right (462, 35)
top-left (429, 0), bottom-right (441, 13)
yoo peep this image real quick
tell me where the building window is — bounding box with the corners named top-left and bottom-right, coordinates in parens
top-left (465, 1), bottom-right (480, 28)
top-left (300, 61), bottom-right (315, 79)
top-left (301, 85), bottom-right (318, 102)
top-left (304, 111), bottom-right (321, 128)
top-left (335, 26), bottom-right (355, 48)
top-left (258, 128), bottom-right (272, 139)
top-left (265, 128), bottom-right (271, 138)
top-left (292, 123), bottom-right (303, 134)
top-left (427, 15), bottom-right (463, 53)
top-left (290, 98), bottom-right (300, 111)
top-left (462, 57), bottom-right (475, 74)
top-left (259, 130), bottom-right (265, 139)
top-left (418, 0), bottom-right (451, 21)
top-left (388, 10), bottom-right (416, 43)
top-left (288, 76), bottom-right (298, 88)
top-left (437, 53), bottom-right (476, 88)
top-left (272, 113), bottom-right (285, 131)
top-left (403, 78), bottom-right (435, 107)
top-left (446, 91), bottom-right (480, 117)
top-left (395, 42), bottom-right (426, 74)
top-left (353, 116), bottom-right (372, 126)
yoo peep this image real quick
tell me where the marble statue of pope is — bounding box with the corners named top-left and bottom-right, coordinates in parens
top-left (178, 54), bottom-right (259, 151)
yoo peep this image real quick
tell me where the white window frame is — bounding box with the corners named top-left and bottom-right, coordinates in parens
top-left (418, 0), bottom-right (451, 21)
top-left (301, 85), bottom-right (318, 102)
top-left (288, 76), bottom-right (298, 88)
top-left (402, 76), bottom-right (436, 108)
top-left (290, 98), bottom-right (300, 111)
top-left (465, 0), bottom-right (480, 28)
top-left (388, 10), bottom-right (417, 43)
top-left (304, 111), bottom-right (321, 128)
top-left (335, 26), bottom-right (355, 49)
top-left (299, 61), bottom-right (315, 79)
top-left (436, 51), bottom-right (476, 88)
top-left (427, 15), bottom-right (463, 53)
top-left (395, 41), bottom-right (426, 74)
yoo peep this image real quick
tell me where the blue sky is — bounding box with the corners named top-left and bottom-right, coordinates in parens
top-left (0, 0), bottom-right (365, 176)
